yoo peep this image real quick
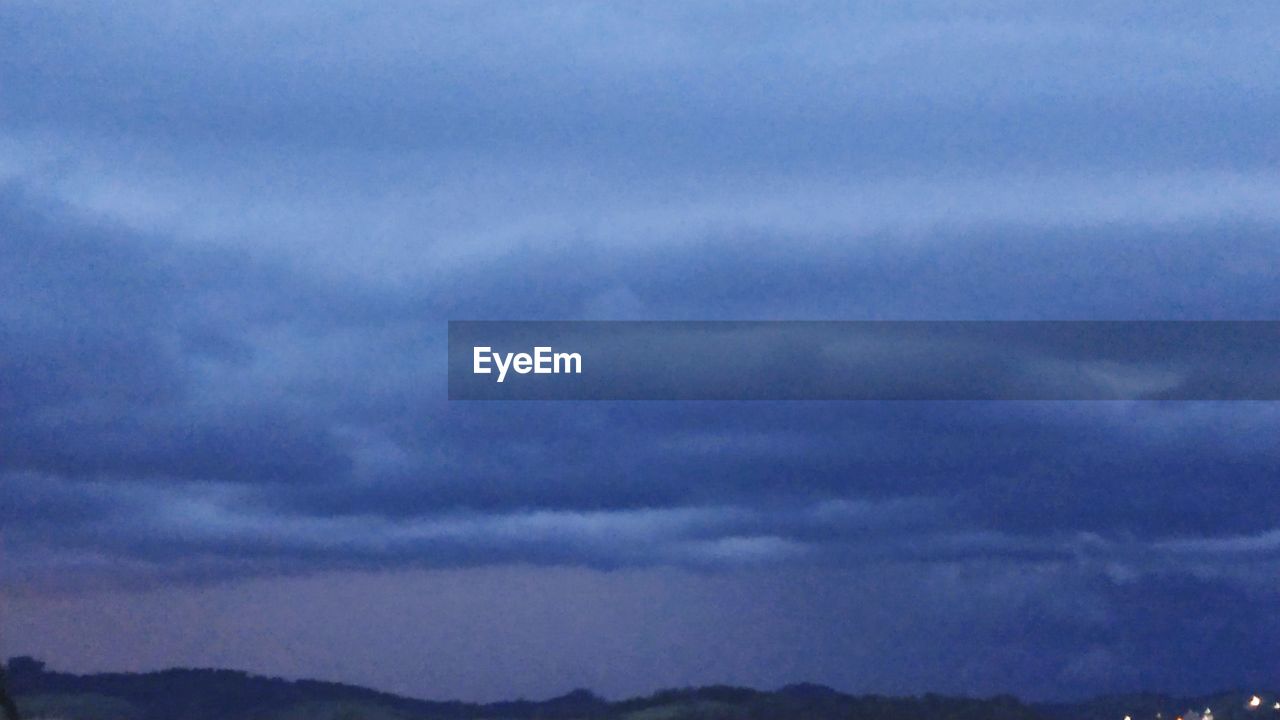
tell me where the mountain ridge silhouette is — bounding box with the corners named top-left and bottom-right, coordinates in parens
top-left (6, 657), bottom-right (1276, 720)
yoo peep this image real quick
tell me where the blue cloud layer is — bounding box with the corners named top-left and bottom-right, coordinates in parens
top-left (2, 0), bottom-right (1279, 700)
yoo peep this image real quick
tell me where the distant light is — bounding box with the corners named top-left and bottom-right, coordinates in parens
top-left (1273, 702), bottom-right (1279, 711)
top-left (1250, 697), bottom-right (1263, 709)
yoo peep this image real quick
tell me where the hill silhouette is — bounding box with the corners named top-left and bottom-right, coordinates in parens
top-left (5, 657), bottom-right (1276, 720)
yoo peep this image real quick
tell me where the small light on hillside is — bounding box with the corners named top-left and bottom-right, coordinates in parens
top-left (1250, 697), bottom-right (1263, 709)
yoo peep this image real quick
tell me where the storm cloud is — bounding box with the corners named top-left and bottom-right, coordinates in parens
top-left (2, 0), bottom-right (1279, 704)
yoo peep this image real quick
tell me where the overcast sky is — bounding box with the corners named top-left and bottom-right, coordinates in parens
top-left (2, 0), bottom-right (1279, 703)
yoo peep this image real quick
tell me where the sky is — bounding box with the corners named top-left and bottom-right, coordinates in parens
top-left (2, 0), bottom-right (1280, 704)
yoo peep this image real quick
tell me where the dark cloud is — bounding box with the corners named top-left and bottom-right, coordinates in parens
top-left (1, 0), bottom-right (1278, 702)
top-left (0, 185), bottom-right (366, 486)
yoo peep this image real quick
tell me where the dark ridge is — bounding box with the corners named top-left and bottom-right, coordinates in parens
top-left (484, 688), bottom-right (609, 719)
top-left (6, 657), bottom-right (1277, 720)
top-left (776, 682), bottom-right (841, 698)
